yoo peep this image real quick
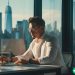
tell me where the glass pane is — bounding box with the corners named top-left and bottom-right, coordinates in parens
top-left (0, 0), bottom-right (34, 55)
top-left (73, 0), bottom-right (75, 53)
top-left (42, 0), bottom-right (62, 48)
top-left (73, 0), bottom-right (75, 66)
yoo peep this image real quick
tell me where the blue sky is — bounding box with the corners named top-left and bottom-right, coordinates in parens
top-left (0, 0), bottom-right (62, 32)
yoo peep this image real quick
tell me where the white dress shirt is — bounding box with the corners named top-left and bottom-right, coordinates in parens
top-left (16, 35), bottom-right (66, 67)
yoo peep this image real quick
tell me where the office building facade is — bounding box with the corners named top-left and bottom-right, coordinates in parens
top-left (5, 2), bottom-right (12, 33)
top-left (0, 12), bottom-right (2, 35)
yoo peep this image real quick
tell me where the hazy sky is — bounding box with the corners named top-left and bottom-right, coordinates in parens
top-left (0, 0), bottom-right (62, 32)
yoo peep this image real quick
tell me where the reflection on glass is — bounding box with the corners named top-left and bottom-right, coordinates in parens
top-left (42, 0), bottom-right (62, 48)
top-left (0, 52), bottom-right (11, 65)
top-left (73, 0), bottom-right (75, 53)
top-left (73, 0), bottom-right (75, 67)
top-left (0, 0), bottom-right (34, 55)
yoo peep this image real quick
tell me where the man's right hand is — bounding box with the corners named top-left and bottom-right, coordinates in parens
top-left (14, 59), bottom-right (28, 65)
top-left (11, 57), bottom-right (18, 62)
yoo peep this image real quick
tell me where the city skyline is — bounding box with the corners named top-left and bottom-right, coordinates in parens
top-left (0, 0), bottom-right (62, 32)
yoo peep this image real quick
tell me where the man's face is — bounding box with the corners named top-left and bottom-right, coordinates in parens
top-left (28, 23), bottom-right (43, 39)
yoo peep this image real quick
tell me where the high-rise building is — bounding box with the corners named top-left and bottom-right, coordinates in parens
top-left (53, 21), bottom-right (59, 33)
top-left (50, 21), bottom-right (59, 37)
top-left (0, 12), bottom-right (2, 35)
top-left (46, 23), bottom-right (52, 33)
top-left (16, 21), bottom-right (24, 38)
top-left (22, 20), bottom-right (32, 49)
top-left (16, 20), bottom-right (32, 49)
top-left (12, 28), bottom-right (19, 39)
top-left (0, 12), bottom-right (2, 52)
top-left (54, 21), bottom-right (57, 31)
top-left (5, 1), bottom-right (12, 33)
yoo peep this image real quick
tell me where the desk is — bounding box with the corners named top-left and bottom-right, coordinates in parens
top-left (0, 64), bottom-right (61, 75)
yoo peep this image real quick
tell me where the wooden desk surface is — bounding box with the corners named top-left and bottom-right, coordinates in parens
top-left (0, 64), bottom-right (61, 75)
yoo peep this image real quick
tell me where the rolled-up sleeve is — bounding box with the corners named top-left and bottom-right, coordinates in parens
top-left (38, 41), bottom-right (58, 64)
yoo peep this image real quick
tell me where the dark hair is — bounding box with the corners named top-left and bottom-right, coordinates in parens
top-left (29, 16), bottom-right (45, 30)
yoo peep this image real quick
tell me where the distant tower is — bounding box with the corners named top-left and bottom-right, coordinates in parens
top-left (16, 21), bottom-right (24, 38)
top-left (53, 21), bottom-right (58, 32)
top-left (53, 21), bottom-right (59, 36)
top-left (54, 21), bottom-right (57, 29)
top-left (46, 23), bottom-right (52, 33)
top-left (5, 0), bottom-right (12, 33)
top-left (0, 12), bottom-right (2, 35)
top-left (22, 20), bottom-right (32, 49)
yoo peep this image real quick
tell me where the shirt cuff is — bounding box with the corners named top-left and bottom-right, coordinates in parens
top-left (38, 57), bottom-right (50, 64)
top-left (15, 56), bottom-right (23, 61)
top-left (38, 57), bottom-right (44, 64)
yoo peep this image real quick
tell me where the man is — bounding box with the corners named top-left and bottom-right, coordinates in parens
top-left (0, 16), bottom-right (67, 75)
top-left (12, 16), bottom-right (66, 69)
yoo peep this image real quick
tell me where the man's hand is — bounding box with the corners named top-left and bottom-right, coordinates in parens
top-left (11, 57), bottom-right (18, 62)
top-left (14, 59), bottom-right (28, 65)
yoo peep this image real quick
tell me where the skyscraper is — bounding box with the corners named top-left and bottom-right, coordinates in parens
top-left (5, 0), bottom-right (12, 33)
top-left (22, 20), bottom-right (32, 49)
top-left (53, 21), bottom-right (59, 36)
top-left (54, 21), bottom-right (57, 32)
top-left (0, 12), bottom-right (2, 35)
top-left (46, 23), bottom-right (52, 33)
top-left (16, 20), bottom-right (32, 49)
top-left (16, 21), bottom-right (24, 38)
top-left (0, 12), bottom-right (2, 52)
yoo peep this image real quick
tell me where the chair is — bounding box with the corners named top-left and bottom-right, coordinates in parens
top-left (62, 52), bottom-right (73, 75)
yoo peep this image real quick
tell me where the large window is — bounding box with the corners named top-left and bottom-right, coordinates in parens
top-left (73, 0), bottom-right (75, 53)
top-left (42, 0), bottom-right (62, 48)
top-left (0, 0), bottom-right (34, 55)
